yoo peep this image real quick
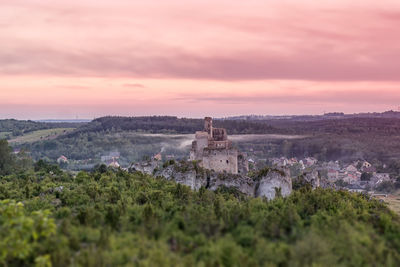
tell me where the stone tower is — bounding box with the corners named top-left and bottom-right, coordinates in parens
top-left (204, 117), bottom-right (213, 138)
top-left (189, 117), bottom-right (249, 174)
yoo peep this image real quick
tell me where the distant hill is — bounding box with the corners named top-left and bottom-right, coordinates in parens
top-left (225, 110), bottom-right (400, 121)
top-left (9, 115), bottom-right (400, 169)
top-left (0, 119), bottom-right (87, 140)
top-left (65, 116), bottom-right (281, 136)
top-left (35, 119), bottom-right (92, 123)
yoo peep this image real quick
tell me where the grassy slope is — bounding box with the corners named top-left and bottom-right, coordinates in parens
top-left (9, 128), bottom-right (75, 144)
top-left (0, 132), bottom-right (11, 139)
top-left (378, 190), bottom-right (400, 215)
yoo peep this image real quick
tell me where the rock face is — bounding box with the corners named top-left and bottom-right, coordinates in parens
top-left (304, 170), bottom-right (320, 189)
top-left (303, 169), bottom-right (335, 189)
top-left (130, 160), bottom-right (160, 175)
top-left (147, 162), bottom-right (292, 199)
top-left (157, 166), bottom-right (207, 191)
top-left (255, 169), bottom-right (292, 200)
top-left (208, 173), bottom-right (255, 196)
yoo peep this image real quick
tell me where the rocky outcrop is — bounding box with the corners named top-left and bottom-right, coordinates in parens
top-left (255, 168), bottom-right (292, 200)
top-left (208, 173), bottom-right (255, 196)
top-left (157, 166), bottom-right (207, 190)
top-left (130, 160), bottom-right (160, 175)
top-left (304, 169), bottom-right (320, 189)
top-left (141, 161), bottom-right (292, 199)
top-left (303, 169), bottom-right (335, 189)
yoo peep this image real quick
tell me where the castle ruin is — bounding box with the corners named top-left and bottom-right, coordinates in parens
top-left (190, 117), bottom-right (248, 174)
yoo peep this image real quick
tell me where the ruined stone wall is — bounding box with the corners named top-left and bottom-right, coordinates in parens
top-left (204, 117), bottom-right (213, 137)
top-left (237, 153), bottom-right (249, 174)
top-left (201, 148), bottom-right (238, 174)
top-left (208, 140), bottom-right (231, 149)
top-left (190, 132), bottom-right (209, 160)
top-left (195, 131), bottom-right (209, 140)
top-left (212, 128), bottom-right (227, 141)
top-left (195, 135), bottom-right (208, 154)
top-left (189, 117), bottom-right (247, 175)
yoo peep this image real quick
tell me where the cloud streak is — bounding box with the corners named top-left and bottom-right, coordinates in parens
top-left (1, 45), bottom-right (399, 81)
top-left (1, 1), bottom-right (400, 81)
top-left (173, 89), bottom-right (400, 105)
top-left (123, 83), bottom-right (146, 88)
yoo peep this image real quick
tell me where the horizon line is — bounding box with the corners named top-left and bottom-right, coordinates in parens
top-left (2, 109), bottom-right (400, 121)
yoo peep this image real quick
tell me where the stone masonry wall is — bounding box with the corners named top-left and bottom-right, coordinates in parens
top-left (201, 148), bottom-right (238, 174)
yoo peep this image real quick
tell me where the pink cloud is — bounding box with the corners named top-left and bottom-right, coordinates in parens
top-left (1, 1), bottom-right (400, 81)
top-left (123, 83), bottom-right (146, 88)
top-left (1, 0), bottom-right (400, 118)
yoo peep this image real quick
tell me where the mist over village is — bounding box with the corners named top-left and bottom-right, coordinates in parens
top-left (1, 1), bottom-right (400, 266)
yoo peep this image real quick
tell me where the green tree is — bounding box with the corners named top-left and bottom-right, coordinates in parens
top-left (0, 200), bottom-right (56, 266)
top-left (361, 172), bottom-right (373, 181)
top-left (0, 139), bottom-right (15, 175)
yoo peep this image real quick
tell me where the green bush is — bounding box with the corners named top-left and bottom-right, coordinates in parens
top-left (0, 168), bottom-right (399, 266)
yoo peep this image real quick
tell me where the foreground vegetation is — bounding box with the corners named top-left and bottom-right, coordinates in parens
top-left (0, 163), bottom-right (400, 265)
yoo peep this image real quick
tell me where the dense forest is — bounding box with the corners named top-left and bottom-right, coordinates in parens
top-left (68, 115), bottom-right (400, 136)
top-left (238, 132), bottom-right (400, 165)
top-left (228, 110), bottom-right (400, 122)
top-left (65, 116), bottom-right (281, 136)
top-left (4, 115), bottom-right (400, 137)
top-left (262, 117), bottom-right (400, 135)
top-left (1, 140), bottom-right (400, 266)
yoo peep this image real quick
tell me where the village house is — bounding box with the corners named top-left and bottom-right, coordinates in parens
top-left (326, 161), bottom-right (340, 171)
top-left (287, 158), bottom-right (297, 165)
top-left (327, 169), bottom-right (339, 181)
top-left (346, 164), bottom-right (358, 173)
top-left (298, 160), bottom-right (305, 169)
top-left (370, 173), bottom-right (391, 186)
top-left (362, 161), bottom-right (372, 169)
top-left (101, 151), bottom-right (120, 162)
top-left (361, 166), bottom-right (377, 174)
top-left (165, 154), bottom-right (175, 160)
top-left (342, 172), bottom-right (360, 184)
top-left (108, 159), bottom-right (120, 168)
top-left (304, 157), bottom-right (318, 167)
top-left (270, 157), bottom-right (289, 167)
top-left (153, 152), bottom-right (162, 161)
top-left (57, 155), bottom-right (69, 164)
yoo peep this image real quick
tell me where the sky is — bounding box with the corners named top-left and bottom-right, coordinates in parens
top-left (1, 0), bottom-right (400, 119)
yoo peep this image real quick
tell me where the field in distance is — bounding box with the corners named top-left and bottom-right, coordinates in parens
top-left (0, 131), bottom-right (11, 139)
top-left (376, 190), bottom-right (400, 215)
top-left (8, 128), bottom-right (75, 144)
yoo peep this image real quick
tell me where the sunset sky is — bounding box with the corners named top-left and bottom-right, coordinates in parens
top-left (1, 0), bottom-right (400, 119)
